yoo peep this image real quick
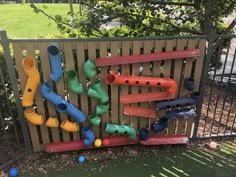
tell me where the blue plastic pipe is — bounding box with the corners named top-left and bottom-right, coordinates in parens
top-left (48, 44), bottom-right (63, 82)
top-left (41, 82), bottom-right (86, 123)
top-left (166, 108), bottom-right (197, 120)
top-left (81, 127), bottom-right (95, 146)
top-left (156, 97), bottom-right (197, 110)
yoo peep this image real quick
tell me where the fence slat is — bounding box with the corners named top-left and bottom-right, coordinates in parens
top-left (12, 42), bottom-right (41, 151)
top-left (38, 42), bottom-right (60, 143)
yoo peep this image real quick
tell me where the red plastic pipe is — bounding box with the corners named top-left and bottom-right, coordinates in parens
top-left (140, 135), bottom-right (189, 145)
top-left (120, 92), bottom-right (176, 104)
top-left (106, 74), bottom-right (177, 93)
top-left (46, 140), bottom-right (96, 153)
top-left (124, 106), bottom-right (156, 118)
top-left (102, 136), bottom-right (139, 147)
top-left (95, 49), bottom-right (200, 67)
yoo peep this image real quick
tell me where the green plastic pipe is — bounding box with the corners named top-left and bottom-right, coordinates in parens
top-left (88, 114), bottom-right (101, 126)
top-left (96, 102), bottom-right (109, 115)
top-left (83, 59), bottom-right (96, 79)
top-left (104, 123), bottom-right (137, 140)
top-left (87, 81), bottom-right (109, 103)
top-left (66, 70), bottom-right (83, 94)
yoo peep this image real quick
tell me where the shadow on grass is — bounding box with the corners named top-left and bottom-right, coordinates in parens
top-left (22, 143), bottom-right (236, 177)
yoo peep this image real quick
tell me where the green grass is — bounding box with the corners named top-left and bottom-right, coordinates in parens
top-left (0, 4), bottom-right (71, 38)
top-left (21, 143), bottom-right (236, 177)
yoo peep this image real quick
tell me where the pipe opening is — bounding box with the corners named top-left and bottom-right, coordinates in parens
top-left (135, 81), bottom-right (139, 84)
top-left (67, 70), bottom-right (77, 79)
top-left (125, 80), bottom-right (129, 84)
top-left (124, 131), bottom-right (127, 134)
top-left (176, 104), bottom-right (180, 107)
top-left (27, 88), bottom-right (32, 92)
top-left (157, 82), bottom-right (161, 86)
top-left (56, 103), bottom-right (67, 112)
top-left (146, 81), bottom-right (150, 85)
top-left (23, 57), bottom-right (35, 69)
top-left (48, 45), bottom-right (59, 56)
top-left (115, 130), bottom-right (118, 133)
top-left (166, 105), bottom-right (170, 109)
top-left (105, 74), bottom-right (115, 84)
top-left (61, 120), bottom-right (68, 126)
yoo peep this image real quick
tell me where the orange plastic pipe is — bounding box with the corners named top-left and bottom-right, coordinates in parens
top-left (45, 117), bottom-right (59, 128)
top-left (123, 106), bottom-right (156, 118)
top-left (140, 135), bottom-right (189, 145)
top-left (106, 74), bottom-right (177, 93)
top-left (22, 57), bottom-right (40, 107)
top-left (24, 108), bottom-right (44, 125)
top-left (60, 120), bottom-right (80, 132)
top-left (95, 49), bottom-right (200, 67)
top-left (120, 92), bottom-right (175, 104)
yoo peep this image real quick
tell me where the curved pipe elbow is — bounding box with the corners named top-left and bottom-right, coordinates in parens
top-left (104, 123), bottom-right (137, 140)
top-left (96, 102), bottom-right (109, 115)
top-left (66, 70), bottom-right (83, 94)
top-left (48, 44), bottom-right (63, 82)
top-left (81, 127), bottom-right (95, 146)
top-left (88, 114), bottom-right (101, 126)
top-left (64, 103), bottom-right (86, 123)
top-left (24, 108), bottom-right (44, 125)
top-left (83, 59), bottom-right (96, 79)
top-left (60, 120), bottom-right (80, 132)
top-left (22, 57), bottom-right (40, 107)
top-left (87, 81), bottom-right (109, 103)
top-left (45, 117), bottom-right (59, 128)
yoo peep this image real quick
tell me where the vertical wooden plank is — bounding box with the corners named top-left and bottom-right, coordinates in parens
top-left (12, 42), bottom-right (41, 152)
top-left (87, 41), bottom-right (100, 137)
top-left (140, 40), bottom-right (154, 129)
top-left (164, 40), bottom-right (177, 135)
top-left (130, 41), bottom-right (141, 129)
top-left (98, 41), bottom-right (110, 137)
top-left (38, 42), bottom-right (60, 143)
top-left (185, 39), bottom-right (206, 136)
top-left (63, 42), bottom-right (80, 140)
top-left (110, 41), bottom-right (121, 124)
top-left (24, 42), bottom-right (50, 149)
top-left (174, 40), bottom-right (188, 135)
top-left (53, 42), bottom-right (70, 142)
top-left (76, 41), bottom-right (89, 129)
top-left (120, 41), bottom-right (131, 125)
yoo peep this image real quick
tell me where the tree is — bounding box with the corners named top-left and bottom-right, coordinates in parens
top-left (30, 0), bottom-right (236, 38)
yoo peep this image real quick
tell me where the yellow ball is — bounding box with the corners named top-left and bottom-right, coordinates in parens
top-left (94, 139), bottom-right (102, 147)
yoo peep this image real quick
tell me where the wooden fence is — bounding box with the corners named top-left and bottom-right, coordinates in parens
top-left (9, 37), bottom-right (206, 152)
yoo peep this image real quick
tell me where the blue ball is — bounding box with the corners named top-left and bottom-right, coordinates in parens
top-left (78, 155), bottom-right (86, 163)
top-left (8, 167), bottom-right (18, 177)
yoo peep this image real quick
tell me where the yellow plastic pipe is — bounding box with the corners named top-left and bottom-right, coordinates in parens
top-left (24, 108), bottom-right (44, 125)
top-left (60, 120), bottom-right (80, 132)
top-left (45, 117), bottom-right (59, 128)
top-left (22, 57), bottom-right (40, 107)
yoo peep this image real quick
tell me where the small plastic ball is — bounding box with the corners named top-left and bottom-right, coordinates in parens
top-left (94, 139), bottom-right (102, 147)
top-left (78, 155), bottom-right (86, 163)
top-left (8, 167), bottom-right (18, 177)
top-left (102, 138), bottom-right (110, 146)
top-left (209, 141), bottom-right (218, 149)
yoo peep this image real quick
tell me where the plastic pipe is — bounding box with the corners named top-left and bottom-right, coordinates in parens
top-left (156, 97), bottom-right (198, 110)
top-left (88, 114), bottom-right (101, 126)
top-left (95, 49), bottom-right (201, 67)
top-left (24, 108), bottom-right (44, 125)
top-left (106, 74), bottom-right (177, 93)
top-left (151, 117), bottom-right (168, 132)
top-left (139, 128), bottom-right (149, 141)
top-left (120, 92), bottom-right (176, 104)
top-left (60, 120), bottom-right (80, 132)
top-left (123, 106), bottom-right (156, 118)
top-left (184, 77), bottom-right (196, 91)
top-left (66, 70), bottom-right (83, 94)
top-left (166, 108), bottom-right (197, 120)
top-left (21, 57), bottom-right (40, 107)
top-left (45, 117), bottom-right (59, 128)
top-left (48, 44), bottom-right (63, 82)
top-left (96, 102), bottom-right (109, 115)
top-left (102, 136), bottom-right (139, 147)
top-left (104, 123), bottom-right (137, 140)
top-left (83, 59), bottom-right (96, 79)
top-left (41, 82), bottom-right (86, 123)
top-left (140, 135), bottom-right (189, 145)
top-left (87, 81), bottom-right (109, 103)
top-left (81, 126), bottom-right (95, 146)
top-left (46, 140), bottom-right (96, 153)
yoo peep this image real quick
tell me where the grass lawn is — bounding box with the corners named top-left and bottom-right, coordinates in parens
top-left (0, 4), bottom-right (72, 38)
top-left (17, 141), bottom-right (236, 177)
